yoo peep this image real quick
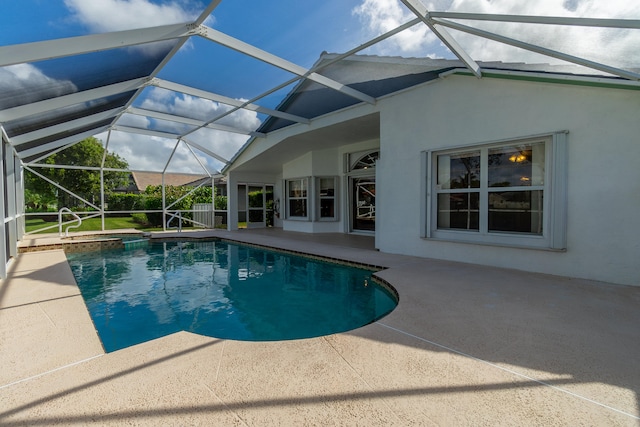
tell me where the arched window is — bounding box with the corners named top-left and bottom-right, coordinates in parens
top-left (350, 151), bottom-right (379, 171)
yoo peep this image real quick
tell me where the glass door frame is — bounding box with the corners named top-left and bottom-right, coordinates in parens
top-left (348, 174), bottom-right (376, 233)
top-left (346, 149), bottom-right (378, 234)
top-left (239, 183), bottom-right (274, 229)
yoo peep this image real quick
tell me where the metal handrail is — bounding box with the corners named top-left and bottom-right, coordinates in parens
top-left (58, 208), bottom-right (82, 237)
top-left (166, 211), bottom-right (183, 232)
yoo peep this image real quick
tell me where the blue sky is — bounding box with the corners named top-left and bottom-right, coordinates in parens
top-left (1, 0), bottom-right (638, 173)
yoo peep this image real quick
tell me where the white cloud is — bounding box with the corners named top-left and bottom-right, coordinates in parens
top-left (353, 0), bottom-right (438, 56)
top-left (141, 87), bottom-right (224, 121)
top-left (353, 0), bottom-right (640, 68)
top-left (63, 0), bottom-right (201, 56)
top-left (63, 0), bottom-right (198, 32)
top-left (100, 129), bottom-right (215, 174)
top-left (138, 87), bottom-right (259, 164)
top-left (187, 127), bottom-right (250, 163)
top-left (0, 64), bottom-right (77, 108)
top-left (100, 91), bottom-right (255, 173)
top-left (140, 88), bottom-right (261, 130)
top-left (99, 130), bottom-right (178, 172)
top-left (117, 113), bottom-right (151, 129)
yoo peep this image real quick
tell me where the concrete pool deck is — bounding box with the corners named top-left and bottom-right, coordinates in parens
top-left (1, 228), bottom-right (639, 425)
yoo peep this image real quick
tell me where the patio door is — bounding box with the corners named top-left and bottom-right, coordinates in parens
top-left (247, 185), bottom-right (265, 228)
top-left (351, 176), bottom-right (376, 232)
top-left (239, 184), bottom-right (274, 229)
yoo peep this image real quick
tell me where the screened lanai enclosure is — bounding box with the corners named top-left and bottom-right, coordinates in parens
top-left (0, 0), bottom-right (639, 278)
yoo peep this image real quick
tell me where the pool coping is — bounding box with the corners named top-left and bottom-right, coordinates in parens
top-left (3, 228), bottom-right (639, 425)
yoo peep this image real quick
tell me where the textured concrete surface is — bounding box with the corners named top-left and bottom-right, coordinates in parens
top-left (2, 229), bottom-right (639, 425)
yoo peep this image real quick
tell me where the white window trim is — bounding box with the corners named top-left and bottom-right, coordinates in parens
top-left (422, 131), bottom-right (568, 250)
top-left (285, 177), bottom-right (310, 221)
top-left (316, 176), bottom-right (339, 222)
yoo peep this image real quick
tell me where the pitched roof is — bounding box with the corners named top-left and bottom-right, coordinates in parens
top-left (3, 5), bottom-right (638, 174)
top-left (258, 53), bottom-right (635, 133)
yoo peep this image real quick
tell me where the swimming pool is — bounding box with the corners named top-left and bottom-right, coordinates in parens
top-left (67, 239), bottom-right (397, 352)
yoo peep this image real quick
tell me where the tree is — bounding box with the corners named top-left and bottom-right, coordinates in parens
top-left (25, 137), bottom-right (129, 210)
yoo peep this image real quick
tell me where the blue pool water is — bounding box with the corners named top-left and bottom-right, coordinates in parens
top-left (67, 239), bottom-right (397, 352)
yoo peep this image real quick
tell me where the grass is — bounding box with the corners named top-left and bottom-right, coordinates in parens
top-left (26, 216), bottom-right (165, 234)
top-left (26, 215), bottom-right (230, 234)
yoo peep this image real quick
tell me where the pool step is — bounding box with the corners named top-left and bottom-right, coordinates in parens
top-left (123, 238), bottom-right (150, 250)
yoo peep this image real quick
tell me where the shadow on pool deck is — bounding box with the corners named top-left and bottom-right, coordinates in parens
top-left (1, 228), bottom-right (639, 425)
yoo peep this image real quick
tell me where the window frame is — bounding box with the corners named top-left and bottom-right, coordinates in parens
top-left (349, 150), bottom-right (379, 172)
top-left (316, 176), bottom-right (339, 222)
top-left (422, 132), bottom-right (567, 250)
top-left (285, 177), bottom-right (309, 220)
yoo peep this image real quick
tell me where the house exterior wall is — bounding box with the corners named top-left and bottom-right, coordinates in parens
top-left (376, 74), bottom-right (640, 286)
top-left (281, 141), bottom-right (379, 234)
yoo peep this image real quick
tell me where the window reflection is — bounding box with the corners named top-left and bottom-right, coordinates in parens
top-left (434, 139), bottom-right (547, 236)
top-left (437, 151), bottom-right (480, 189)
top-left (288, 179), bottom-right (306, 197)
top-left (488, 143), bottom-right (545, 187)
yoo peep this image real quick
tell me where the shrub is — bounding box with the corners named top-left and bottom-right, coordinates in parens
top-left (106, 192), bottom-right (146, 212)
top-left (215, 195), bottom-right (227, 210)
top-left (143, 185), bottom-right (195, 226)
top-left (131, 213), bottom-right (151, 226)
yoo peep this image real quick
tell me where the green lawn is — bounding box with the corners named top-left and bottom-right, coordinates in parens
top-left (25, 215), bottom-right (230, 234)
top-left (25, 216), bottom-right (164, 234)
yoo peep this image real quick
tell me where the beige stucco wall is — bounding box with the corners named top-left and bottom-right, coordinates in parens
top-left (376, 74), bottom-right (640, 285)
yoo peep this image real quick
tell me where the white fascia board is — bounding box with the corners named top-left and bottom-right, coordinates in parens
top-left (0, 77), bottom-right (148, 122)
top-left (10, 107), bottom-right (122, 146)
top-left (400, 0), bottom-right (481, 78)
top-left (110, 125), bottom-right (180, 139)
top-left (152, 78), bottom-right (310, 125)
top-left (440, 67), bottom-right (640, 88)
top-left (427, 12), bottom-right (640, 29)
top-left (197, 25), bottom-right (376, 105)
top-left (127, 107), bottom-right (265, 137)
top-left (0, 23), bottom-right (194, 67)
top-left (18, 125), bottom-right (110, 159)
top-left (434, 18), bottom-right (640, 81)
top-left (181, 137), bottom-right (230, 166)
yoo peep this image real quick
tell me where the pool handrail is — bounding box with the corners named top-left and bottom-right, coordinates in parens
top-left (59, 207), bottom-right (82, 237)
top-left (166, 211), bottom-right (183, 232)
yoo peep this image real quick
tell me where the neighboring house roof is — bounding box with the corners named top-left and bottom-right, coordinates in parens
top-left (130, 172), bottom-right (210, 192)
top-left (187, 175), bottom-right (226, 188)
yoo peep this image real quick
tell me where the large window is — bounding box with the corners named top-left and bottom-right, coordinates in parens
top-left (424, 133), bottom-right (567, 249)
top-left (286, 178), bottom-right (308, 219)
